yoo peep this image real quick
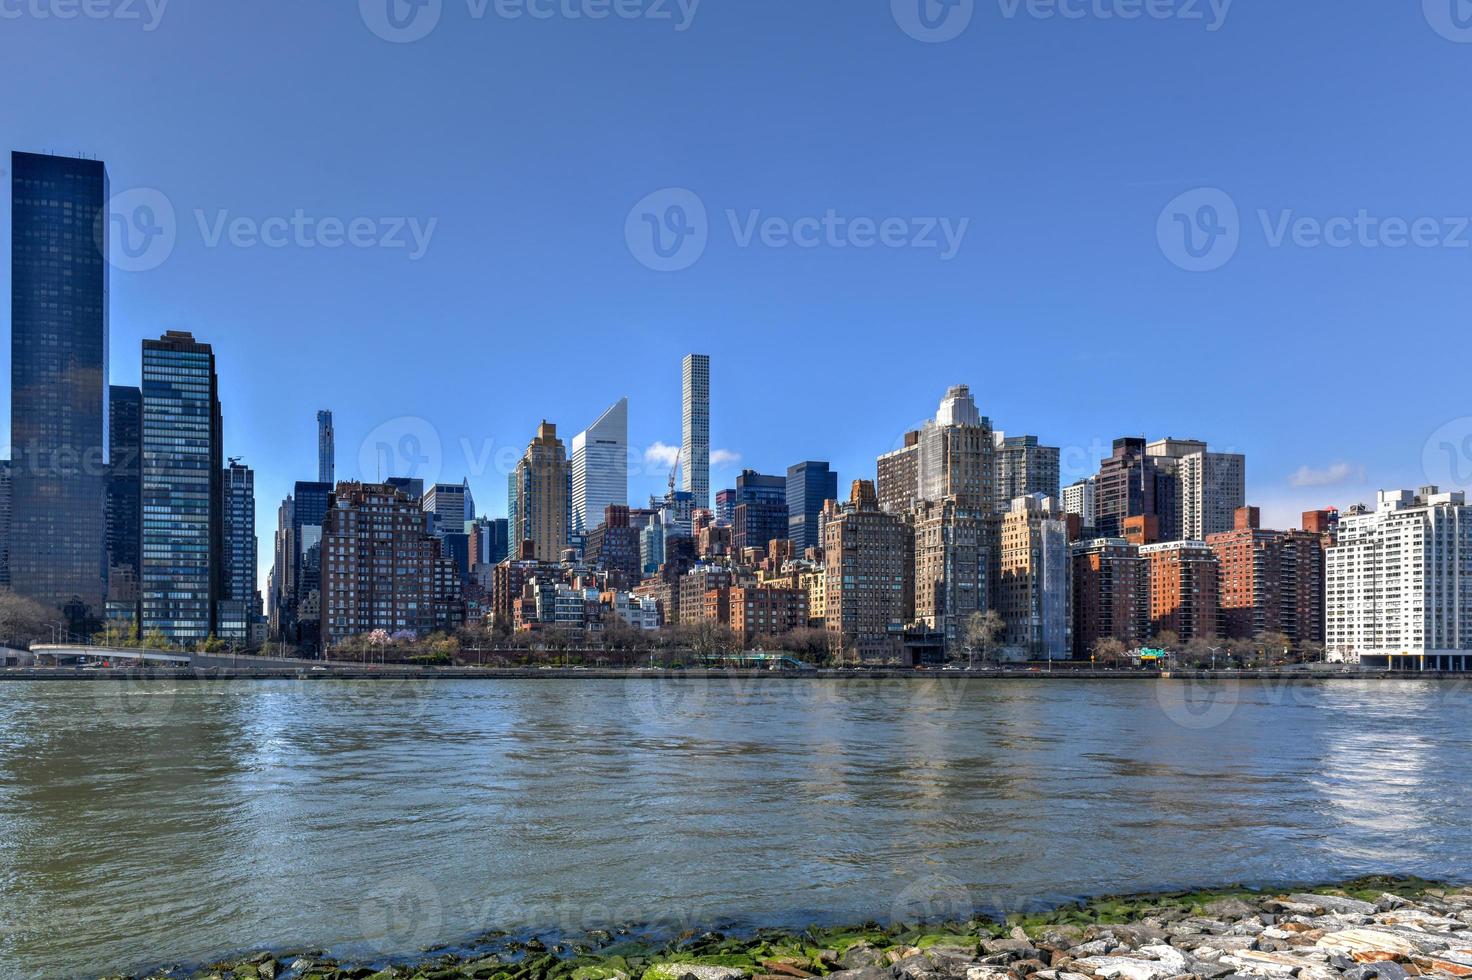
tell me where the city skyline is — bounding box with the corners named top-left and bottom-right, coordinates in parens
top-left (5, 3), bottom-right (1471, 599)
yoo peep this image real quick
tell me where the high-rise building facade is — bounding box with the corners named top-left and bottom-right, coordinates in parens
top-left (106, 385), bottom-right (143, 594)
top-left (1148, 439), bottom-right (1246, 541)
top-left (141, 332), bottom-right (223, 643)
top-left (822, 481), bottom-right (910, 662)
top-left (997, 495), bottom-right (1071, 660)
top-left (220, 460), bottom-right (257, 641)
top-left (912, 498), bottom-right (991, 652)
top-left (877, 432), bottom-right (921, 516)
top-left (732, 469), bottom-right (788, 554)
top-left (681, 354), bottom-right (710, 510)
top-left (1095, 438), bottom-right (1179, 541)
top-left (995, 435), bottom-right (1061, 513)
top-left (1141, 539), bottom-right (1220, 641)
top-left (9, 151), bottom-right (110, 621)
top-left (786, 461), bottom-right (838, 553)
top-left (1071, 537), bottom-right (1148, 659)
top-left (0, 461), bottom-right (11, 588)
top-left (1062, 477), bottom-right (1096, 531)
top-left (319, 483), bottom-right (464, 648)
top-left (571, 398), bottom-right (629, 537)
top-left (918, 385), bottom-right (995, 511)
top-left (317, 410), bottom-right (335, 485)
top-left (1326, 488), bottom-right (1472, 662)
top-left (509, 421), bottom-right (570, 561)
top-left (423, 482), bottom-right (471, 536)
top-left (1207, 506), bottom-right (1326, 646)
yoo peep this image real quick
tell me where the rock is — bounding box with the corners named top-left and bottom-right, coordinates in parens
top-left (1070, 942), bottom-right (1114, 958)
top-left (1038, 928), bottom-right (1087, 951)
top-left (1071, 956), bottom-right (1176, 980)
top-left (1288, 895), bottom-right (1380, 916)
top-left (964, 970), bottom-right (1012, 980)
top-left (644, 966), bottom-right (749, 980)
top-left (1105, 926), bottom-right (1170, 948)
top-left (1137, 945), bottom-right (1192, 975)
top-left (1201, 901), bottom-right (1260, 922)
top-left (983, 940), bottom-right (1040, 958)
top-left (1410, 949), bottom-right (1472, 978)
top-left (1317, 928), bottom-right (1452, 958)
top-left (842, 944), bottom-right (888, 970)
top-left (1219, 950), bottom-right (1317, 977)
top-left (827, 968), bottom-right (894, 980)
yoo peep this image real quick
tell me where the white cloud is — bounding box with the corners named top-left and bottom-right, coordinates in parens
top-left (711, 449), bottom-right (743, 467)
top-left (643, 442), bottom-right (681, 467)
top-left (1289, 462), bottom-right (1365, 488)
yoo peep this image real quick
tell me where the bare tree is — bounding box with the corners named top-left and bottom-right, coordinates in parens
top-left (0, 590), bottom-right (53, 647)
top-left (964, 610), bottom-right (1005, 668)
top-left (1092, 636), bottom-right (1128, 667)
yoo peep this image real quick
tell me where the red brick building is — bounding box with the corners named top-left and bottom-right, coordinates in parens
top-left (1207, 507), bottom-right (1326, 645)
top-left (1141, 540), bottom-right (1220, 641)
top-left (1071, 538), bottom-right (1148, 659)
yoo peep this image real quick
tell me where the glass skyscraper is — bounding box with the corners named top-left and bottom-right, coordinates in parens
top-left (316, 410), bottom-right (335, 485)
top-left (107, 385), bottom-right (143, 591)
top-left (141, 332), bottom-right (222, 643)
top-left (786, 461), bottom-right (838, 552)
top-left (220, 460), bottom-right (257, 641)
top-left (9, 151), bottom-right (110, 623)
top-left (570, 398), bottom-right (628, 537)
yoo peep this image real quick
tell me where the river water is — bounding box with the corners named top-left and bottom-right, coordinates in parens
top-left (0, 677), bottom-right (1467, 978)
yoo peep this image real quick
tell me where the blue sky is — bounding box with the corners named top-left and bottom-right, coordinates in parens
top-left (4, 0), bottom-right (1472, 588)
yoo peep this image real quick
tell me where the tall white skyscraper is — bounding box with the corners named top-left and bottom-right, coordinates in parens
top-left (571, 398), bottom-right (629, 535)
top-left (682, 354), bottom-right (711, 510)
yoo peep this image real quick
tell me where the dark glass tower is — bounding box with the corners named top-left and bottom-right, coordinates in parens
top-left (106, 385), bottom-right (143, 592)
top-left (9, 151), bottom-right (110, 622)
top-left (786, 461), bottom-right (838, 552)
top-left (220, 461), bottom-right (257, 643)
top-left (141, 332), bottom-right (222, 643)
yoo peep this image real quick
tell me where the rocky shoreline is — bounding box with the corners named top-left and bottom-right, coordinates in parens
top-left (105, 878), bottom-right (1472, 980)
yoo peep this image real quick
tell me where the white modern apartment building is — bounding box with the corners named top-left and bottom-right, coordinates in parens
top-left (1326, 487), bottom-right (1472, 668)
top-left (570, 398), bottom-right (629, 536)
